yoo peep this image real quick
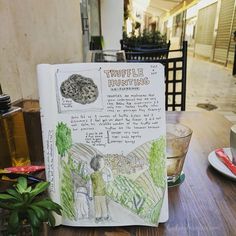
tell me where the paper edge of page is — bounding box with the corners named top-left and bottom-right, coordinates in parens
top-left (37, 64), bottom-right (62, 226)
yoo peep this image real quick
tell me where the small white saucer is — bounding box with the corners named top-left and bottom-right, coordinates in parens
top-left (208, 148), bottom-right (236, 180)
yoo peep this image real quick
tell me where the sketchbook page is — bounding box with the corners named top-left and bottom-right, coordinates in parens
top-left (41, 63), bottom-right (168, 227)
top-left (37, 64), bottom-right (62, 226)
top-left (159, 182), bottom-right (168, 222)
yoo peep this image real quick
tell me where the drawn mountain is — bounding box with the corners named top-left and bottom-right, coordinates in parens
top-left (65, 139), bottom-right (166, 224)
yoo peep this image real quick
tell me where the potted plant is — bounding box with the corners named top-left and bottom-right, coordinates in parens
top-left (0, 177), bottom-right (62, 235)
top-left (122, 30), bottom-right (168, 49)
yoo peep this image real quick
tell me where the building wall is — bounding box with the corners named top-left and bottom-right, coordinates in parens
top-left (100, 0), bottom-right (124, 50)
top-left (160, 0), bottom-right (219, 50)
top-left (195, 2), bottom-right (217, 58)
top-left (213, 0), bottom-right (235, 64)
top-left (0, 0), bottom-right (83, 101)
top-left (89, 0), bottom-right (100, 36)
top-left (227, 14), bottom-right (236, 64)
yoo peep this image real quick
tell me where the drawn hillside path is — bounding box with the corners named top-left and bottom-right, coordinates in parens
top-left (63, 199), bottom-right (148, 226)
top-left (62, 142), bottom-right (165, 225)
top-left (108, 200), bottom-right (148, 225)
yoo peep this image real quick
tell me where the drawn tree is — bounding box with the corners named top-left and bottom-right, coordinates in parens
top-left (60, 155), bottom-right (76, 219)
top-left (148, 137), bottom-right (166, 188)
top-left (147, 137), bottom-right (166, 223)
top-left (56, 122), bottom-right (72, 157)
top-left (55, 122), bottom-right (75, 219)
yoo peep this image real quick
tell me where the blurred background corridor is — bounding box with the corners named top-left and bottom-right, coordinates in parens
top-left (0, 0), bottom-right (236, 122)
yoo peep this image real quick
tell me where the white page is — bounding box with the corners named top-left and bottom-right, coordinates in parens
top-left (37, 62), bottom-right (168, 227)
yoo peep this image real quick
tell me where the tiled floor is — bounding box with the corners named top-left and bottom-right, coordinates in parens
top-left (186, 55), bottom-right (236, 124)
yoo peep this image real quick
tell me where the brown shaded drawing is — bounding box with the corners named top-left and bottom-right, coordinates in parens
top-left (60, 74), bottom-right (98, 104)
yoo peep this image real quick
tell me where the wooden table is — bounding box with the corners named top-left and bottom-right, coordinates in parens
top-left (48, 111), bottom-right (236, 236)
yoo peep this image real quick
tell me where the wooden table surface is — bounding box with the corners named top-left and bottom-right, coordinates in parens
top-left (48, 111), bottom-right (236, 236)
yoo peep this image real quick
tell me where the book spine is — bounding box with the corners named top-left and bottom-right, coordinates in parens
top-left (37, 64), bottom-right (62, 226)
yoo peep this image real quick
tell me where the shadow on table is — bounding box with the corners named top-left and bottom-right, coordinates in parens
top-left (206, 165), bottom-right (236, 183)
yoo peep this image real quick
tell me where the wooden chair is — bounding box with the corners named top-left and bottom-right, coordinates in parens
top-left (125, 41), bottom-right (188, 111)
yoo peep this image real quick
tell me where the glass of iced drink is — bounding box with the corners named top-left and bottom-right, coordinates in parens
top-left (166, 123), bottom-right (192, 186)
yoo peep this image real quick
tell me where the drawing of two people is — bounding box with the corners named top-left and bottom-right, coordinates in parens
top-left (74, 154), bottom-right (111, 222)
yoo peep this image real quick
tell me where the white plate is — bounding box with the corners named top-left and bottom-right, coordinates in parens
top-left (208, 148), bottom-right (236, 180)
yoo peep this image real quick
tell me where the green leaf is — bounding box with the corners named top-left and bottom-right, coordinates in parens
top-left (16, 184), bottom-right (25, 194)
top-left (16, 177), bottom-right (27, 192)
top-left (0, 193), bottom-right (17, 200)
top-left (8, 211), bottom-right (19, 233)
top-left (0, 202), bottom-right (14, 209)
top-left (22, 192), bottom-right (31, 203)
top-left (48, 212), bottom-right (56, 227)
top-left (10, 202), bottom-right (25, 209)
top-left (27, 209), bottom-right (41, 228)
top-left (30, 205), bottom-right (48, 222)
top-left (51, 206), bottom-right (62, 216)
top-left (6, 189), bottom-right (23, 201)
top-left (30, 182), bottom-right (50, 198)
top-left (33, 199), bottom-right (62, 215)
top-left (25, 186), bottom-right (32, 192)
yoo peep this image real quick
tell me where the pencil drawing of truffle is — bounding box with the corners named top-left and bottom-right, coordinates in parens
top-left (60, 74), bottom-right (98, 104)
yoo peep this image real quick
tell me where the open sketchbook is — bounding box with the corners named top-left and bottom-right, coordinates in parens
top-left (37, 63), bottom-right (168, 227)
